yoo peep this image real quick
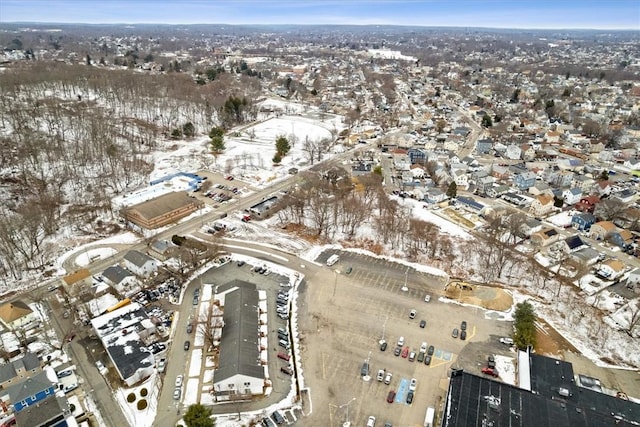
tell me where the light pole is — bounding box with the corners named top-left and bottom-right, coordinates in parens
top-left (379, 315), bottom-right (388, 345)
top-left (341, 397), bottom-right (356, 427)
top-left (401, 267), bottom-right (409, 292)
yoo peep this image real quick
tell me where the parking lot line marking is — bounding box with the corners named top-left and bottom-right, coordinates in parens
top-left (468, 326), bottom-right (477, 341)
top-left (430, 356), bottom-right (454, 368)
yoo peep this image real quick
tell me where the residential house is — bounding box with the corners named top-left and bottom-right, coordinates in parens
top-left (519, 218), bottom-right (543, 237)
top-left (504, 144), bottom-right (522, 160)
top-left (562, 188), bottom-right (583, 205)
top-left (607, 229), bottom-right (635, 250)
top-left (487, 184), bottom-right (511, 199)
top-left (571, 175), bottom-right (595, 193)
top-left (529, 181), bottom-right (552, 196)
top-left (5, 370), bottom-right (57, 412)
top-left (571, 213), bottom-right (596, 231)
top-left (491, 165), bottom-right (510, 181)
top-left (562, 235), bottom-right (589, 253)
top-left (476, 138), bottom-right (493, 154)
top-left (452, 169), bottom-right (469, 190)
top-left (626, 267), bottom-right (640, 291)
top-left (13, 394), bottom-right (72, 427)
top-left (596, 181), bottom-right (613, 197)
top-left (513, 171), bottom-right (536, 191)
top-left (547, 169), bottom-right (574, 187)
top-left (614, 207), bottom-right (640, 229)
top-left (589, 221), bottom-right (617, 240)
top-left (148, 239), bottom-right (173, 261)
top-left (102, 265), bottom-right (138, 294)
top-left (123, 250), bottom-right (158, 278)
top-left (424, 188), bottom-right (447, 204)
top-left (615, 188), bottom-right (636, 204)
top-left (529, 194), bottom-right (555, 217)
top-left (0, 301), bottom-right (38, 331)
top-left (60, 268), bottom-right (92, 297)
top-left (392, 152), bottom-right (412, 171)
top-left (623, 158), bottom-right (640, 171)
top-left (575, 195), bottom-right (600, 213)
top-left (477, 176), bottom-right (495, 195)
top-left (597, 259), bottom-right (626, 280)
top-left (407, 148), bottom-right (427, 164)
top-left (0, 352), bottom-right (42, 389)
top-left (456, 196), bottom-right (484, 212)
top-left (520, 144), bottom-right (536, 161)
top-left (530, 228), bottom-right (560, 247)
top-left (570, 247), bottom-right (601, 265)
top-left (502, 192), bottom-right (530, 207)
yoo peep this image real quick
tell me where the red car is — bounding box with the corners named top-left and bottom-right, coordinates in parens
top-left (386, 390), bottom-right (396, 403)
top-left (481, 367), bottom-right (499, 377)
top-left (242, 215), bottom-right (251, 222)
top-left (401, 347), bottom-right (409, 358)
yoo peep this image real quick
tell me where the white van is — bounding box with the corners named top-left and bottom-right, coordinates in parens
top-left (326, 254), bottom-right (339, 266)
top-left (424, 407), bottom-right (435, 427)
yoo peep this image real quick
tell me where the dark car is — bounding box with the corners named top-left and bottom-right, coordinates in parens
top-left (237, 260), bottom-right (246, 267)
top-left (406, 391), bottom-right (414, 405)
top-left (427, 345), bottom-right (435, 356)
top-left (361, 361), bottom-right (370, 377)
top-left (380, 341), bottom-right (388, 351)
top-left (186, 323), bottom-right (193, 334)
top-left (424, 354), bottom-right (432, 365)
top-left (460, 330), bottom-right (467, 340)
top-left (419, 320), bottom-right (426, 328)
top-left (345, 266), bottom-right (353, 274)
top-left (386, 390), bottom-right (396, 403)
top-left (452, 328), bottom-right (459, 338)
top-left (280, 366), bottom-right (293, 376)
top-left (184, 340), bottom-right (190, 351)
top-left (488, 355), bottom-right (496, 368)
top-left (394, 346), bottom-right (402, 356)
top-left (461, 321), bottom-right (467, 330)
top-left (272, 410), bottom-right (285, 425)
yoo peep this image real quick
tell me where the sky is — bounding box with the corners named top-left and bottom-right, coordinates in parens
top-left (0, 0), bottom-right (638, 30)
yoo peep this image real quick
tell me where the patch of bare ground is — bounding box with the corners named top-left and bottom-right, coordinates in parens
top-left (444, 282), bottom-right (513, 311)
top-left (339, 238), bottom-right (384, 255)
top-left (280, 223), bottom-right (326, 244)
top-left (534, 317), bottom-right (579, 356)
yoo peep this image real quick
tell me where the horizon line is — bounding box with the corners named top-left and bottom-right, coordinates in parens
top-left (1, 21), bottom-right (638, 32)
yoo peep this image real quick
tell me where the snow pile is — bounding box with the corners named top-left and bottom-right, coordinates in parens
top-left (495, 354), bottom-right (516, 386)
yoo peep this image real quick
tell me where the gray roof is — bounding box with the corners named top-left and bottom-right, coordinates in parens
top-left (13, 395), bottom-right (68, 427)
top-left (102, 265), bottom-right (133, 285)
top-left (123, 250), bottom-right (154, 268)
top-left (214, 280), bottom-right (264, 384)
top-left (150, 239), bottom-right (171, 254)
top-left (7, 370), bottom-right (54, 403)
top-left (0, 352), bottom-right (41, 383)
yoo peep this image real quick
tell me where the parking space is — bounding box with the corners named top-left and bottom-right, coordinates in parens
top-left (298, 250), bottom-right (513, 426)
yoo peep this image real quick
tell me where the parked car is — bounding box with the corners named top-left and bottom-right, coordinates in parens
top-left (409, 351), bottom-right (416, 362)
top-left (384, 372), bottom-right (393, 385)
top-left (409, 309), bottom-right (416, 319)
top-left (420, 342), bottom-right (428, 353)
top-left (424, 294), bottom-right (431, 302)
top-left (461, 320), bottom-right (467, 330)
top-left (186, 323), bottom-right (193, 334)
top-left (277, 352), bottom-right (290, 362)
top-left (397, 336), bottom-right (405, 346)
top-left (377, 369), bottom-right (385, 382)
top-left (173, 388), bottom-right (181, 400)
top-left (361, 361), bottom-right (369, 377)
top-left (386, 390), bottom-right (396, 403)
top-left (393, 346), bottom-right (402, 357)
top-left (424, 355), bottom-right (432, 365)
top-left (409, 378), bottom-right (417, 391)
top-left (427, 345), bottom-right (435, 356)
top-left (184, 341), bottom-right (190, 351)
top-left (175, 375), bottom-right (183, 387)
top-left (482, 367), bottom-right (499, 377)
top-left (380, 341), bottom-right (387, 351)
top-left (406, 390), bottom-right (414, 404)
top-left (272, 410), bottom-right (285, 425)
top-left (345, 266), bottom-right (353, 274)
top-left (452, 328), bottom-right (459, 338)
top-left (419, 319), bottom-right (426, 328)
top-left (488, 355), bottom-right (496, 368)
top-left (460, 330), bottom-right (467, 341)
top-left (280, 366), bottom-right (293, 376)
top-left (401, 347), bottom-right (409, 358)
top-left (499, 337), bottom-right (514, 345)
top-left (237, 260), bottom-right (246, 267)
top-left (367, 416), bottom-right (376, 427)
top-left (417, 352), bottom-right (425, 363)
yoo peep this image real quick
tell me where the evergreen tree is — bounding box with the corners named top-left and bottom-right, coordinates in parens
top-left (513, 301), bottom-right (536, 350)
top-left (446, 182), bottom-right (457, 199)
top-left (184, 404), bottom-right (214, 427)
top-left (275, 136), bottom-right (291, 157)
top-left (209, 126), bottom-right (225, 153)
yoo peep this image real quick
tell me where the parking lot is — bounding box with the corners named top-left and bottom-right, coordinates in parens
top-left (298, 250), bottom-right (514, 426)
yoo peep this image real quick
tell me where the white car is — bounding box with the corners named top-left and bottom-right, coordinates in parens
top-left (366, 416), bottom-right (376, 427)
top-left (500, 337), bottom-right (514, 345)
top-left (175, 375), bottom-right (183, 387)
top-left (384, 372), bottom-right (393, 385)
top-left (397, 336), bottom-right (405, 347)
top-left (409, 378), bottom-right (417, 391)
top-left (420, 342), bottom-right (428, 353)
top-left (377, 369), bottom-right (385, 382)
top-left (424, 294), bottom-right (431, 302)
